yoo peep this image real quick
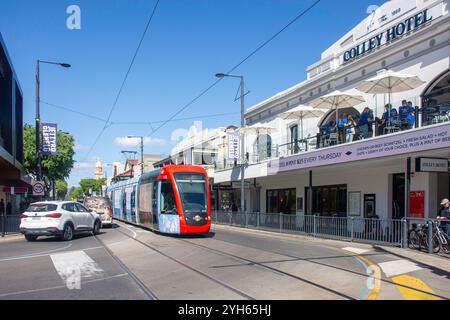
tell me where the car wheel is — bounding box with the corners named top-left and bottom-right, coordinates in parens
top-left (93, 220), bottom-right (101, 235)
top-left (25, 234), bottom-right (38, 242)
top-left (62, 223), bottom-right (74, 241)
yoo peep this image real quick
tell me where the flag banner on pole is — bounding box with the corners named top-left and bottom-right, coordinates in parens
top-left (227, 132), bottom-right (240, 161)
top-left (42, 123), bottom-right (58, 155)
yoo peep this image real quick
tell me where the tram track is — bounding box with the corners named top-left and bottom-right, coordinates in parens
top-left (203, 230), bottom-right (449, 300)
top-left (112, 227), bottom-right (256, 300)
top-left (93, 234), bottom-right (159, 300)
top-left (114, 221), bottom-right (354, 299)
top-left (177, 238), bottom-right (356, 300)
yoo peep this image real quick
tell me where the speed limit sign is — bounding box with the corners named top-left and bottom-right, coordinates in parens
top-left (32, 181), bottom-right (45, 196)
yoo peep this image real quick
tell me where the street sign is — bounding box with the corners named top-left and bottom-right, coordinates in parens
top-left (32, 181), bottom-right (45, 196)
top-left (227, 132), bottom-right (240, 161)
top-left (42, 123), bottom-right (58, 155)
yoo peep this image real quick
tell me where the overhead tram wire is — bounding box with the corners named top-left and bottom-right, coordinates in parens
top-left (40, 99), bottom-right (239, 125)
top-left (145, 0), bottom-right (321, 138)
top-left (82, 0), bottom-right (161, 160)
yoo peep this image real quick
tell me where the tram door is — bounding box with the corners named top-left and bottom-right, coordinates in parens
top-left (152, 181), bottom-right (159, 230)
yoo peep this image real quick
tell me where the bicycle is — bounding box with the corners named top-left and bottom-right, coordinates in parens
top-left (432, 221), bottom-right (450, 254)
top-left (408, 222), bottom-right (440, 253)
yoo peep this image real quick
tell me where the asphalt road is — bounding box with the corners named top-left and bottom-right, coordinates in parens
top-left (0, 221), bottom-right (448, 300)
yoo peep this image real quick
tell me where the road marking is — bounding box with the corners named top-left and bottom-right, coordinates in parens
top-left (0, 273), bottom-right (128, 298)
top-left (378, 259), bottom-right (422, 278)
top-left (342, 247), bottom-right (372, 255)
top-left (50, 250), bottom-right (105, 285)
top-left (392, 275), bottom-right (442, 300)
top-left (0, 243), bottom-right (73, 262)
top-left (354, 254), bottom-right (381, 300)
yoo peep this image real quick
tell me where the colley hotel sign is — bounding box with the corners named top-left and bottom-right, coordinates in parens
top-left (343, 9), bottom-right (432, 64)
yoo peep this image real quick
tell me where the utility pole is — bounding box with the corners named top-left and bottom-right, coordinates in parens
top-left (215, 73), bottom-right (246, 213)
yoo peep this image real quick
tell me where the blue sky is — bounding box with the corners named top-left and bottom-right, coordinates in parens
top-left (0, 0), bottom-right (385, 187)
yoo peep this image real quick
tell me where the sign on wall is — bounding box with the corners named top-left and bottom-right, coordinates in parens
top-left (268, 123), bottom-right (450, 175)
top-left (415, 157), bottom-right (449, 173)
top-left (227, 132), bottom-right (240, 161)
top-left (348, 191), bottom-right (361, 217)
top-left (410, 191), bottom-right (425, 219)
top-left (41, 123), bottom-right (58, 156)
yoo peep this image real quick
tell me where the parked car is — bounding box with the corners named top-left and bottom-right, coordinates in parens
top-left (83, 196), bottom-right (113, 227)
top-left (19, 201), bottom-right (102, 241)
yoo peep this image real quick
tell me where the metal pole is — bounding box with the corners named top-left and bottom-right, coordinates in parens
top-left (406, 157), bottom-right (411, 219)
top-left (35, 61), bottom-right (41, 183)
top-left (141, 136), bottom-right (144, 175)
top-left (240, 76), bottom-right (245, 214)
top-left (427, 220), bottom-right (433, 254)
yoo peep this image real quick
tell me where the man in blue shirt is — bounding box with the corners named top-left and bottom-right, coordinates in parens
top-left (399, 100), bottom-right (415, 130)
top-left (359, 107), bottom-right (373, 139)
top-left (336, 113), bottom-right (348, 144)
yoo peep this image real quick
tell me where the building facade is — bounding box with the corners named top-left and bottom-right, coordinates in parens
top-left (213, 0), bottom-right (450, 220)
top-left (0, 33), bottom-right (30, 215)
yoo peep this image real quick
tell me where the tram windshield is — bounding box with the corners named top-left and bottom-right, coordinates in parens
top-left (174, 173), bottom-right (207, 213)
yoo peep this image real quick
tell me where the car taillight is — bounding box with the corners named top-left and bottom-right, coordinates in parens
top-left (20, 214), bottom-right (28, 219)
top-left (108, 208), bottom-right (112, 217)
top-left (45, 213), bottom-right (62, 218)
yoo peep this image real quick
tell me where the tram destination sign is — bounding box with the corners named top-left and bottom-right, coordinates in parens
top-left (343, 9), bottom-right (432, 64)
top-left (268, 123), bottom-right (450, 175)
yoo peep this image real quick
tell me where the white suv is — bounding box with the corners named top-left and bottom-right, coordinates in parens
top-left (19, 201), bottom-right (102, 241)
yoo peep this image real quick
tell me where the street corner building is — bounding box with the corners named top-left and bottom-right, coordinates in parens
top-left (0, 33), bottom-right (31, 216)
top-left (206, 0), bottom-right (450, 234)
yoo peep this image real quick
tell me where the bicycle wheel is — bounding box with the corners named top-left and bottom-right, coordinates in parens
top-left (409, 230), bottom-right (421, 250)
top-left (424, 235), bottom-right (440, 253)
top-left (440, 233), bottom-right (450, 254)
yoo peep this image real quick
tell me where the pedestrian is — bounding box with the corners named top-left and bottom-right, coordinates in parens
top-left (346, 114), bottom-right (356, 143)
top-left (437, 198), bottom-right (450, 237)
top-left (359, 107), bottom-right (370, 139)
top-left (6, 201), bottom-right (11, 215)
top-left (231, 202), bottom-right (238, 213)
top-left (0, 199), bottom-right (4, 216)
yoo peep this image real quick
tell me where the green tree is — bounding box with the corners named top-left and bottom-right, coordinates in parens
top-left (55, 180), bottom-right (68, 200)
top-left (23, 124), bottom-right (75, 194)
top-left (68, 186), bottom-right (85, 201)
top-left (79, 178), bottom-right (106, 196)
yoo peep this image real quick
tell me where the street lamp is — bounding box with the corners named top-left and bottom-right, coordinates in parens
top-left (35, 60), bottom-right (71, 185)
top-left (216, 73), bottom-right (246, 213)
top-left (127, 135), bottom-right (144, 175)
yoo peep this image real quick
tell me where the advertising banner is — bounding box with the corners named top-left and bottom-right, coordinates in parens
top-left (268, 123), bottom-right (450, 174)
top-left (42, 123), bottom-right (58, 156)
top-left (410, 191), bottom-right (425, 219)
top-left (227, 132), bottom-right (240, 161)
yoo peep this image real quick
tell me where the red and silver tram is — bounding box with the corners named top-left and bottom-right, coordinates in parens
top-left (106, 165), bottom-right (211, 235)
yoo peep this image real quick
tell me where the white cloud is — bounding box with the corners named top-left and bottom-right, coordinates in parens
top-left (114, 136), bottom-right (166, 147)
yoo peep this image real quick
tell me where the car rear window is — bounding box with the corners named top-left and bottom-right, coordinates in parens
top-left (84, 198), bottom-right (111, 208)
top-left (26, 204), bottom-right (58, 212)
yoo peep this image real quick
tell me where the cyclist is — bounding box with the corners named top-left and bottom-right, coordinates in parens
top-left (437, 198), bottom-right (450, 237)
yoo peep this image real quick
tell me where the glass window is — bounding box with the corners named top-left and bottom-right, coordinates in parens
top-left (160, 181), bottom-right (177, 214)
top-left (266, 188), bottom-right (296, 214)
top-left (75, 203), bottom-right (89, 212)
top-left (62, 203), bottom-right (76, 212)
top-left (174, 173), bottom-right (207, 213)
top-left (26, 203), bottom-right (57, 212)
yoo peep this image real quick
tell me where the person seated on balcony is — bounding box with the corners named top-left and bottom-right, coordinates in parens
top-left (336, 113), bottom-right (348, 144)
top-left (402, 108), bottom-right (415, 130)
top-left (346, 114), bottom-right (356, 143)
top-left (378, 104), bottom-right (398, 135)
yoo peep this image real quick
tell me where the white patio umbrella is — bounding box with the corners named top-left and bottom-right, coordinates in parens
top-left (310, 90), bottom-right (366, 122)
top-left (241, 123), bottom-right (278, 160)
top-left (280, 105), bottom-right (326, 140)
top-left (241, 123), bottom-right (278, 134)
top-left (356, 69), bottom-right (426, 121)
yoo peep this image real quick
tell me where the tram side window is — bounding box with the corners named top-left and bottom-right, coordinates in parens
top-left (160, 181), bottom-right (176, 214)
